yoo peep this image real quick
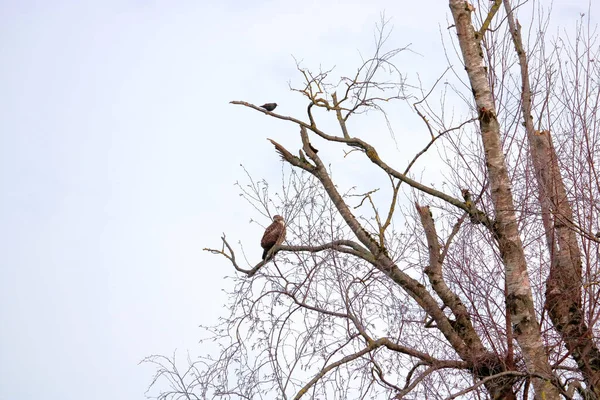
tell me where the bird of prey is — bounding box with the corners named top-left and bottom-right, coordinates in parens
top-left (261, 215), bottom-right (286, 260)
top-left (260, 103), bottom-right (278, 112)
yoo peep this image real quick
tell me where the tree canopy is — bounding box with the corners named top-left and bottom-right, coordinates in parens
top-left (146, 1), bottom-right (600, 399)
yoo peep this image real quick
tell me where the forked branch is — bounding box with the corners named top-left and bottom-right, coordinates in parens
top-left (203, 235), bottom-right (374, 277)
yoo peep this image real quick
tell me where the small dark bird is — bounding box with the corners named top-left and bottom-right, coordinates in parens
top-left (260, 103), bottom-right (278, 112)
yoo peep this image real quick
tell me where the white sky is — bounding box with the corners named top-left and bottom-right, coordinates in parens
top-left (0, 1), bottom-right (594, 399)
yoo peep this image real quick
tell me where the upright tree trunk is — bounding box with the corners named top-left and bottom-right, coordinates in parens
top-left (448, 1), bottom-right (559, 398)
top-left (502, 2), bottom-right (600, 395)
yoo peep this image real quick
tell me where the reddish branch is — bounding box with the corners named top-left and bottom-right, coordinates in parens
top-left (229, 100), bottom-right (492, 227)
top-left (416, 204), bottom-right (517, 398)
top-left (271, 127), bottom-right (526, 398)
top-left (448, 1), bottom-right (559, 398)
top-left (270, 128), bottom-right (470, 354)
top-left (502, 1), bottom-right (600, 395)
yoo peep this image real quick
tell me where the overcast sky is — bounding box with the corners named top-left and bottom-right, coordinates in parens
top-left (0, 1), bottom-right (594, 399)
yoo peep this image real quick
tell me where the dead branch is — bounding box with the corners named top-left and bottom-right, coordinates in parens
top-left (203, 235), bottom-right (374, 277)
top-left (231, 100), bottom-right (493, 226)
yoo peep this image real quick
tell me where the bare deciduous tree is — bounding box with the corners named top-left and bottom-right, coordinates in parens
top-left (145, 1), bottom-right (600, 399)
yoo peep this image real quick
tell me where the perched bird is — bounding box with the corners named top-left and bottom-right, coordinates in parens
top-left (261, 215), bottom-right (286, 260)
top-left (260, 103), bottom-right (278, 112)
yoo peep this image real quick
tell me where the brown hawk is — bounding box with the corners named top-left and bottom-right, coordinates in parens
top-left (261, 215), bottom-right (286, 260)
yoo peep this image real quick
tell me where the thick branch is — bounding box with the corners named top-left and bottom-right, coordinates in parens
top-left (503, 1), bottom-right (600, 393)
top-left (477, 0), bottom-right (503, 40)
top-left (332, 92), bottom-right (350, 139)
top-left (416, 204), bottom-right (485, 352)
top-left (293, 337), bottom-right (469, 400)
top-left (231, 100), bottom-right (491, 225)
top-left (203, 236), bottom-right (372, 277)
top-left (416, 204), bottom-right (519, 398)
top-left (449, 1), bottom-right (559, 398)
top-left (445, 371), bottom-right (551, 400)
top-left (271, 128), bottom-right (472, 361)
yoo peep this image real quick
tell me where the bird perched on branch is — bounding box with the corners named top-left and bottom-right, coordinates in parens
top-left (260, 103), bottom-right (277, 111)
top-left (261, 215), bottom-right (286, 260)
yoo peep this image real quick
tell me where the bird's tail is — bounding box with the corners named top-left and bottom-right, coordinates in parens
top-left (262, 248), bottom-right (269, 260)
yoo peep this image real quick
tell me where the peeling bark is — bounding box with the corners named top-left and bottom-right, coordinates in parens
top-left (502, 1), bottom-right (600, 394)
top-left (273, 130), bottom-right (471, 358)
top-left (448, 1), bottom-right (559, 398)
top-left (417, 204), bottom-right (517, 399)
top-left (271, 131), bottom-right (519, 400)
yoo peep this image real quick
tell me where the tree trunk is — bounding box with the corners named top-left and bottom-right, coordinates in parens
top-left (448, 1), bottom-right (560, 398)
top-left (502, 3), bottom-right (600, 395)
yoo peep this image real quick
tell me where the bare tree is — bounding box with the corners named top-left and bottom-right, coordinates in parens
top-left (145, 1), bottom-right (600, 399)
